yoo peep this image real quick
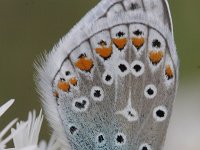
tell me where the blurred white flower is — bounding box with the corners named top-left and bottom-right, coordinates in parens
top-left (11, 110), bottom-right (43, 150)
top-left (38, 133), bottom-right (61, 150)
top-left (0, 100), bottom-right (61, 150)
top-left (0, 99), bottom-right (17, 149)
top-left (11, 110), bottom-right (62, 150)
top-left (0, 99), bottom-right (15, 118)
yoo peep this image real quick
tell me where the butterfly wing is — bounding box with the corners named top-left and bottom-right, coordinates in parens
top-left (35, 0), bottom-right (178, 149)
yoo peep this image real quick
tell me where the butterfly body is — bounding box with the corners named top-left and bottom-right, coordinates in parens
top-left (35, 0), bottom-right (178, 149)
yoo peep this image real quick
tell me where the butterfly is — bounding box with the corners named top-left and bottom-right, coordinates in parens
top-left (35, 0), bottom-right (179, 149)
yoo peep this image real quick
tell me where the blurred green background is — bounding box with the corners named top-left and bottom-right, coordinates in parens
top-left (0, 0), bottom-right (200, 149)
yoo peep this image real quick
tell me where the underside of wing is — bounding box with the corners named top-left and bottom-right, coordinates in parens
top-left (35, 0), bottom-right (178, 150)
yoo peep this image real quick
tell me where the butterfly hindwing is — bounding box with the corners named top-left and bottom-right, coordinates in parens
top-left (50, 21), bottom-right (177, 150)
top-left (35, 0), bottom-right (178, 149)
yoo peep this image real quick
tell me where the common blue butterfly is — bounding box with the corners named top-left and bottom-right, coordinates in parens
top-left (35, 0), bottom-right (179, 149)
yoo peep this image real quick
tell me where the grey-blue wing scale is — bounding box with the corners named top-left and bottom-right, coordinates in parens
top-left (35, 0), bottom-right (178, 150)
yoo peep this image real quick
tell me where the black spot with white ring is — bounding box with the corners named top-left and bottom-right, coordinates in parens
top-left (65, 71), bottom-right (71, 76)
top-left (156, 110), bottom-right (165, 117)
top-left (115, 133), bottom-right (126, 146)
top-left (131, 60), bottom-right (145, 77)
top-left (147, 88), bottom-right (154, 95)
top-left (144, 84), bottom-right (157, 99)
top-left (105, 75), bottom-right (112, 81)
top-left (70, 126), bottom-right (77, 135)
top-left (119, 64), bottom-right (127, 72)
top-left (117, 135), bottom-right (124, 143)
top-left (102, 72), bottom-right (114, 85)
top-left (117, 60), bottom-right (130, 77)
top-left (94, 90), bottom-right (101, 98)
top-left (134, 65), bottom-right (141, 72)
top-left (98, 135), bottom-right (104, 143)
top-left (75, 101), bottom-right (86, 109)
top-left (153, 106), bottom-right (168, 122)
top-left (72, 97), bottom-right (89, 112)
top-left (142, 147), bottom-right (148, 150)
top-left (139, 143), bottom-right (152, 150)
top-left (91, 86), bottom-right (104, 102)
top-left (96, 133), bottom-right (106, 147)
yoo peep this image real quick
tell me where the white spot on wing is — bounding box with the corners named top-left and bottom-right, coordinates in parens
top-left (116, 92), bottom-right (139, 122)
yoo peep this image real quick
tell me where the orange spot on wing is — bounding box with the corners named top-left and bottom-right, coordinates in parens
top-left (75, 56), bottom-right (94, 72)
top-left (57, 81), bottom-right (70, 92)
top-left (149, 51), bottom-right (164, 65)
top-left (69, 77), bottom-right (78, 86)
top-left (95, 46), bottom-right (112, 60)
top-left (113, 38), bottom-right (127, 50)
top-left (165, 65), bottom-right (173, 79)
top-left (132, 37), bottom-right (145, 49)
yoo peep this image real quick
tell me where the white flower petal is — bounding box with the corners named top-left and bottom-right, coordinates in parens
top-left (38, 133), bottom-right (61, 150)
top-left (0, 119), bottom-right (18, 148)
top-left (0, 99), bottom-right (15, 117)
top-left (0, 119), bottom-right (18, 140)
top-left (11, 110), bottom-right (43, 149)
top-left (6, 145), bottom-right (38, 150)
top-left (19, 145), bottom-right (38, 150)
top-left (1, 103), bottom-right (63, 150)
top-left (0, 100), bottom-right (16, 149)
